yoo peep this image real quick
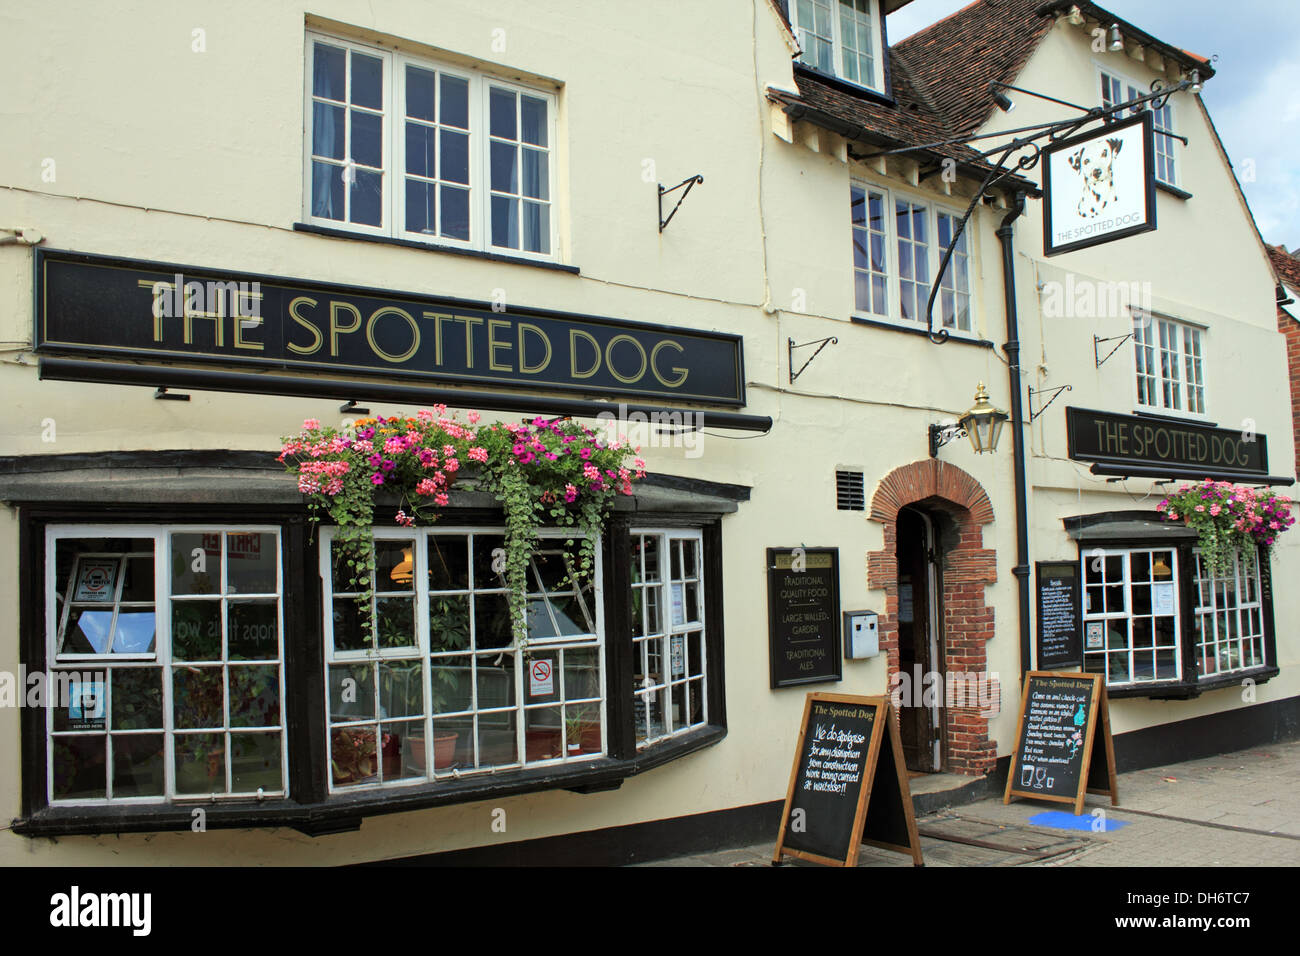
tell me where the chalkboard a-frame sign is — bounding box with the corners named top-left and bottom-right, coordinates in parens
top-left (767, 547), bottom-right (842, 688)
top-left (773, 694), bottom-right (923, 868)
top-left (1003, 671), bottom-right (1118, 816)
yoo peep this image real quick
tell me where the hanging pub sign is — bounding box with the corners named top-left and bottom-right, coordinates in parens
top-left (34, 249), bottom-right (746, 406)
top-left (767, 547), bottom-right (842, 688)
top-left (1035, 561), bottom-right (1082, 670)
top-left (773, 694), bottom-right (923, 867)
top-left (1004, 671), bottom-right (1118, 816)
top-left (1042, 111), bottom-right (1156, 257)
top-left (1066, 407), bottom-right (1271, 482)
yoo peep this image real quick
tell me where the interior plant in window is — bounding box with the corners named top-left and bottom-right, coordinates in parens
top-left (278, 407), bottom-right (644, 643)
top-left (1158, 480), bottom-right (1294, 577)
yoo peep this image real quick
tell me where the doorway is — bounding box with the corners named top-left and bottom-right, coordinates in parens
top-left (896, 507), bottom-right (943, 773)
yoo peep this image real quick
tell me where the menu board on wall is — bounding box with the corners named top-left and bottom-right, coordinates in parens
top-left (1035, 562), bottom-right (1081, 670)
top-left (767, 548), bottom-right (842, 689)
top-left (1003, 671), bottom-right (1118, 816)
top-left (773, 694), bottom-right (923, 868)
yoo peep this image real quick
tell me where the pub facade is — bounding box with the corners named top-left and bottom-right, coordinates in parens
top-left (0, 0), bottom-right (1294, 866)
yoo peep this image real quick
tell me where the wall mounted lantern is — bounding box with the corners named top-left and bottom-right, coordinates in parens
top-left (929, 382), bottom-right (1010, 457)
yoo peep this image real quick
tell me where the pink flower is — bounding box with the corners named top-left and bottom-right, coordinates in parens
top-left (564, 483), bottom-right (578, 503)
top-left (445, 458), bottom-right (460, 472)
top-left (371, 473), bottom-right (385, 485)
top-left (434, 493), bottom-right (449, 507)
top-left (1195, 505), bottom-right (1205, 512)
top-left (468, 411), bottom-right (480, 424)
top-left (395, 510), bottom-right (415, 527)
top-left (468, 446), bottom-right (489, 463)
top-left (1209, 505), bottom-right (1221, 516)
top-left (303, 418), bottom-right (321, 430)
top-left (580, 448), bottom-right (593, 461)
top-left (415, 478), bottom-right (440, 495)
top-left (583, 464), bottom-right (600, 481)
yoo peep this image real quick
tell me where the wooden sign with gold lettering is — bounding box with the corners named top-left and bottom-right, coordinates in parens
top-left (35, 249), bottom-right (745, 405)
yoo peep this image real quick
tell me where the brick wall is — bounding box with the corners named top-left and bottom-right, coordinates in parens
top-left (867, 458), bottom-right (999, 775)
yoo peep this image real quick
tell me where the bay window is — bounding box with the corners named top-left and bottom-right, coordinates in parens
top-left (851, 183), bottom-right (976, 335)
top-left (304, 32), bottom-right (557, 258)
top-left (24, 508), bottom-right (726, 832)
top-left (1077, 539), bottom-right (1277, 696)
top-left (47, 527), bottom-right (287, 804)
top-left (1194, 549), bottom-right (1266, 677)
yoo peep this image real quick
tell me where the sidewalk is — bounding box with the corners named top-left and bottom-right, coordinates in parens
top-left (637, 739), bottom-right (1300, 867)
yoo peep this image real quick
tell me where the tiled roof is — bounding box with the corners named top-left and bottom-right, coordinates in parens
top-left (1268, 245), bottom-right (1300, 294)
top-left (893, 0), bottom-right (1056, 138)
top-left (767, 63), bottom-right (1037, 190)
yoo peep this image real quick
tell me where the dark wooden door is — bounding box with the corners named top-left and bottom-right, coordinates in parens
top-left (896, 509), bottom-right (938, 773)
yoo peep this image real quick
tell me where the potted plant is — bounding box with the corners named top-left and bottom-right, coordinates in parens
top-left (279, 408), bottom-right (646, 646)
top-left (330, 727), bottom-right (378, 784)
top-left (1158, 481), bottom-right (1295, 577)
top-left (564, 706), bottom-right (601, 756)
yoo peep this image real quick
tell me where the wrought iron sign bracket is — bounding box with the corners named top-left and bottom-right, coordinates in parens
top-left (1028, 384), bottom-right (1072, 422)
top-left (339, 400), bottom-right (371, 416)
top-left (929, 422), bottom-right (967, 458)
top-left (1093, 333), bottom-right (1133, 368)
top-left (788, 336), bottom-right (838, 384)
top-left (658, 175), bottom-right (704, 232)
top-left (153, 387), bottom-right (190, 402)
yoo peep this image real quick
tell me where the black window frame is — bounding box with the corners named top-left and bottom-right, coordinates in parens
top-left (1073, 535), bottom-right (1279, 700)
top-left (14, 500), bottom-right (729, 837)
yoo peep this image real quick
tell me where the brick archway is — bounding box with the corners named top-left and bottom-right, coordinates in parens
top-left (866, 459), bottom-right (999, 776)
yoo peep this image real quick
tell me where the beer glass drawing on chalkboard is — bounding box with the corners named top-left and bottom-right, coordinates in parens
top-left (1020, 764), bottom-right (1035, 788)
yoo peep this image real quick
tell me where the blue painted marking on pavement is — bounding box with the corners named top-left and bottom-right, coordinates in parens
top-left (1028, 811), bottom-right (1130, 832)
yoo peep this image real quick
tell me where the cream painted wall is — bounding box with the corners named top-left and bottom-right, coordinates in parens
top-left (0, 2), bottom-right (1292, 865)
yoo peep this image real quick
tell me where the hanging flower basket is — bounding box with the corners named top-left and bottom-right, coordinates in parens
top-left (278, 406), bottom-right (645, 642)
top-left (1157, 480), bottom-right (1294, 578)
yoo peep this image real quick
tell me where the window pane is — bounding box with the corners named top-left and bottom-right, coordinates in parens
top-left (489, 86), bottom-right (517, 138)
top-left (351, 169), bottom-right (383, 226)
top-left (173, 600), bottom-right (221, 660)
top-left (350, 109), bottom-right (383, 169)
top-left (405, 65), bottom-right (436, 121)
top-left (313, 42), bottom-right (346, 100)
top-left (441, 186), bottom-right (470, 241)
top-left (440, 74), bottom-right (469, 128)
top-left (311, 161), bottom-right (345, 220)
top-left (522, 201), bottom-right (550, 254)
top-left (350, 51), bottom-right (383, 109)
top-left (313, 103), bottom-right (345, 159)
top-left (521, 147), bottom-right (548, 200)
top-left (225, 533), bottom-right (277, 594)
top-left (441, 129), bottom-right (469, 185)
top-left (521, 94), bottom-right (547, 146)
top-left (406, 178), bottom-right (435, 233)
top-left (491, 140), bottom-right (518, 193)
top-left (405, 123), bottom-right (435, 178)
top-left (492, 195), bottom-right (519, 248)
top-left (112, 668), bottom-right (163, 730)
top-left (112, 734), bottom-right (164, 798)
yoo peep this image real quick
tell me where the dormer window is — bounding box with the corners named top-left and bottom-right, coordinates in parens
top-left (791, 0), bottom-right (886, 93)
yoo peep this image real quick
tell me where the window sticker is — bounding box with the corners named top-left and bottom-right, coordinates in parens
top-left (1153, 582), bottom-right (1176, 616)
top-left (1085, 621), bottom-right (1105, 650)
top-left (68, 679), bottom-right (106, 731)
top-left (74, 560), bottom-right (118, 602)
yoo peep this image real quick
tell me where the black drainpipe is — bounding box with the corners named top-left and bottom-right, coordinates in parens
top-left (997, 191), bottom-right (1032, 678)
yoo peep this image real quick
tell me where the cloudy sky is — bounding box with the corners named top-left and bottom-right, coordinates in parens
top-left (887, 0), bottom-right (1300, 249)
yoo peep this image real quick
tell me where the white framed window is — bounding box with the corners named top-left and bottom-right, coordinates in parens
top-left (1193, 549), bottom-right (1266, 677)
top-left (1099, 66), bottom-right (1177, 187)
top-left (321, 526), bottom-right (605, 790)
top-left (791, 0), bottom-right (884, 93)
top-left (45, 526), bottom-right (287, 804)
top-left (304, 33), bottom-right (558, 258)
top-left (851, 182), bottom-right (976, 335)
top-left (1133, 311), bottom-right (1206, 415)
top-left (1082, 547), bottom-right (1181, 687)
top-left (629, 530), bottom-right (708, 748)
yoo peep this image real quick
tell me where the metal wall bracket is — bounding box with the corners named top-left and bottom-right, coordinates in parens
top-left (339, 400), bottom-right (371, 415)
top-left (929, 422), bottom-right (967, 458)
top-left (154, 387), bottom-right (190, 401)
top-left (788, 336), bottom-right (838, 384)
top-left (658, 175), bottom-right (704, 232)
top-left (1028, 384), bottom-right (1072, 422)
top-left (1093, 332), bottom-right (1133, 368)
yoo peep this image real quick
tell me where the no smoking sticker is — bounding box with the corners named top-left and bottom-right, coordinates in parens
top-left (529, 659), bottom-right (554, 697)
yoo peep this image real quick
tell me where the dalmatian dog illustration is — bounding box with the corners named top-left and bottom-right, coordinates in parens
top-left (1068, 136), bottom-right (1123, 218)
